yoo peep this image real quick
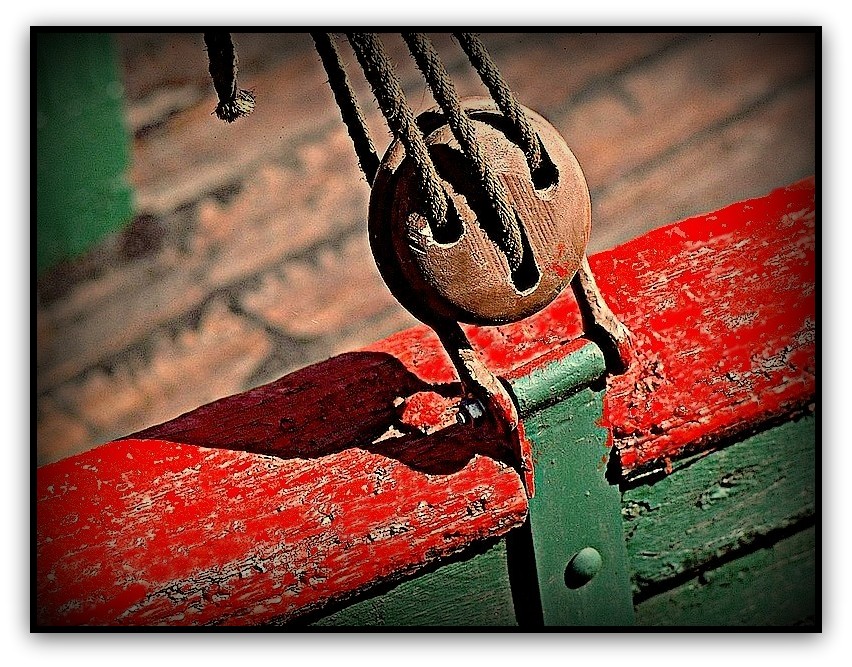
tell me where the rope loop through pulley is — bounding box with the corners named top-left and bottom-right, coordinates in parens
top-left (204, 31), bottom-right (573, 312)
top-left (203, 32), bottom-right (634, 497)
top-left (319, 32), bottom-right (553, 282)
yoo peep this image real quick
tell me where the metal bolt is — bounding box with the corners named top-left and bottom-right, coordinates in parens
top-left (564, 546), bottom-right (603, 589)
top-left (456, 398), bottom-right (485, 425)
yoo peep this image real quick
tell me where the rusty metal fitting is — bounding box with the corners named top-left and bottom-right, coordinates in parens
top-left (456, 398), bottom-right (486, 425)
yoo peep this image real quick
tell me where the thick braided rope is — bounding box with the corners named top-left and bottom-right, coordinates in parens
top-left (402, 32), bottom-right (523, 272)
top-left (454, 32), bottom-right (542, 174)
top-left (203, 32), bottom-right (255, 123)
top-left (346, 33), bottom-right (449, 233)
top-left (311, 33), bottom-right (380, 185)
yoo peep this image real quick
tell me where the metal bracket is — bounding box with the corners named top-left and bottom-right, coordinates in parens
top-left (571, 254), bottom-right (632, 373)
top-left (510, 341), bottom-right (635, 625)
top-left (428, 252), bottom-right (632, 500)
top-left (429, 324), bottom-right (635, 624)
top-left (430, 319), bottom-right (536, 497)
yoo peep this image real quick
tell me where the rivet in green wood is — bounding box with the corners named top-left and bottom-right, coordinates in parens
top-left (564, 547), bottom-right (603, 589)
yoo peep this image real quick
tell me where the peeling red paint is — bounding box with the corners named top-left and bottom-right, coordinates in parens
top-left (37, 178), bottom-right (815, 625)
top-left (37, 438), bottom-right (526, 625)
top-left (364, 178), bottom-right (815, 473)
top-left (397, 391), bottom-right (458, 434)
top-left (598, 178), bottom-right (815, 474)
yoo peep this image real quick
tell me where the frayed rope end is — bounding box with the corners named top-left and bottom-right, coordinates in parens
top-left (213, 89), bottom-right (256, 123)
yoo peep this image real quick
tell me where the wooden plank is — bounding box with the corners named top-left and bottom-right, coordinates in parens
top-left (36, 180), bottom-right (816, 625)
top-left (622, 415), bottom-right (815, 596)
top-left (635, 526), bottom-right (816, 627)
top-left (600, 178), bottom-right (815, 476)
top-left (36, 437), bottom-right (526, 626)
top-left (309, 415), bottom-right (816, 627)
top-left (307, 539), bottom-right (517, 627)
top-left (299, 413), bottom-right (816, 627)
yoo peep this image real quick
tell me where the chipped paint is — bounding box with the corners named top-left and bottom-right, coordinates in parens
top-left (37, 178), bottom-right (815, 625)
top-left (598, 178), bottom-right (815, 473)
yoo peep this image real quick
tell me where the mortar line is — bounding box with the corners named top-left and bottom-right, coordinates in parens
top-left (590, 71), bottom-right (815, 202)
top-left (37, 221), bottom-right (366, 398)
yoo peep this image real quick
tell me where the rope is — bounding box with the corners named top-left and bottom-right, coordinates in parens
top-left (402, 32), bottom-right (523, 272)
top-left (454, 32), bottom-right (542, 175)
top-left (346, 32), bottom-right (450, 236)
top-left (203, 32), bottom-right (255, 123)
top-left (311, 33), bottom-right (380, 184)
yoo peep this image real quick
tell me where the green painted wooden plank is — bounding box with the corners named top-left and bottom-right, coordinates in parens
top-left (309, 539), bottom-right (517, 626)
top-left (36, 32), bottom-right (134, 275)
top-left (525, 383), bottom-right (635, 626)
top-left (635, 526), bottom-right (815, 626)
top-left (622, 415), bottom-right (815, 596)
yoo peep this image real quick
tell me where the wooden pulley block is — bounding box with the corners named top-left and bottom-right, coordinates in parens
top-left (369, 97), bottom-right (591, 325)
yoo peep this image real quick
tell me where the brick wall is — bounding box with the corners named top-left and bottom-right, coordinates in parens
top-left (35, 32), bottom-right (816, 465)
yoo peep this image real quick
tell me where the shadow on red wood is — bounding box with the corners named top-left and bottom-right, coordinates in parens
top-left (132, 350), bottom-right (516, 476)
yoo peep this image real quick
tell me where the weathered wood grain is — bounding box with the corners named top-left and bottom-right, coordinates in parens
top-left (634, 526), bottom-right (815, 626)
top-left (307, 539), bottom-right (517, 627)
top-left (36, 437), bottom-right (526, 626)
top-left (622, 415), bottom-right (815, 596)
top-left (600, 178), bottom-right (815, 475)
top-left (304, 417), bottom-right (815, 627)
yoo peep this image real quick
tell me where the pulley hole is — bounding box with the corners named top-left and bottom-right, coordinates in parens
top-left (430, 197), bottom-right (464, 245)
top-left (530, 138), bottom-right (559, 191)
top-left (510, 210), bottom-right (540, 294)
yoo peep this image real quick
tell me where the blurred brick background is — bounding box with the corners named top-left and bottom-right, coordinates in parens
top-left (35, 31), bottom-right (816, 465)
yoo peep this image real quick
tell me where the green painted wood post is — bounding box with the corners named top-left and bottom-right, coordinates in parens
top-left (36, 31), bottom-right (134, 275)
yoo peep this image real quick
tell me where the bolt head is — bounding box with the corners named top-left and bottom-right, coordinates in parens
top-left (456, 398), bottom-right (485, 425)
top-left (564, 546), bottom-right (603, 589)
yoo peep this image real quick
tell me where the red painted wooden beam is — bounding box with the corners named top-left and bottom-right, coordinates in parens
top-left (36, 178), bottom-right (815, 625)
top-left (603, 177), bottom-right (815, 476)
